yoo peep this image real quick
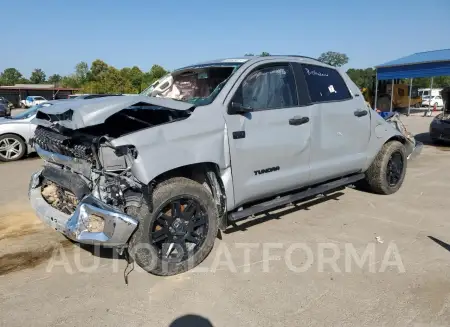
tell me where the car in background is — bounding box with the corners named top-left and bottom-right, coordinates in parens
top-left (0, 103), bottom-right (11, 117)
top-left (0, 97), bottom-right (14, 113)
top-left (20, 96), bottom-right (48, 108)
top-left (0, 101), bottom-right (57, 162)
top-left (429, 87), bottom-right (450, 144)
top-left (68, 94), bottom-right (123, 100)
top-left (422, 95), bottom-right (443, 108)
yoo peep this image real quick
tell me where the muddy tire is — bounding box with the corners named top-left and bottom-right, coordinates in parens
top-left (0, 134), bottom-right (26, 162)
top-left (364, 141), bottom-right (407, 195)
top-left (128, 177), bottom-right (218, 276)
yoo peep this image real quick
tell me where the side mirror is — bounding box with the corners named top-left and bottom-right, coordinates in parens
top-left (229, 101), bottom-right (253, 115)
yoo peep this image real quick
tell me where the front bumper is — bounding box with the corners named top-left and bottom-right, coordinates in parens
top-left (407, 140), bottom-right (423, 160)
top-left (28, 170), bottom-right (138, 246)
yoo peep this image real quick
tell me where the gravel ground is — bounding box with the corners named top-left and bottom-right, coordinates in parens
top-left (0, 115), bottom-right (449, 327)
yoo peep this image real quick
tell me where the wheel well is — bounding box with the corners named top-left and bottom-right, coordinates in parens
top-left (151, 162), bottom-right (228, 230)
top-left (386, 135), bottom-right (406, 145)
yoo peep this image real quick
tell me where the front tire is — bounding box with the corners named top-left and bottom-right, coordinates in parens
top-left (364, 141), bottom-right (407, 195)
top-left (129, 177), bottom-right (218, 276)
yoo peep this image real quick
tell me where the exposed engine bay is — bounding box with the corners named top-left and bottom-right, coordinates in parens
top-left (31, 123), bottom-right (146, 217)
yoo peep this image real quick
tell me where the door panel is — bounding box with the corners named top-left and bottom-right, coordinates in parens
top-left (224, 63), bottom-right (311, 208)
top-left (299, 64), bottom-right (371, 183)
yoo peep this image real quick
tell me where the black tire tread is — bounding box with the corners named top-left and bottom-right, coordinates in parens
top-left (128, 177), bottom-right (218, 276)
top-left (364, 141), bottom-right (407, 195)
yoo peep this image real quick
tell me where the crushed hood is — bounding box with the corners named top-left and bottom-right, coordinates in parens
top-left (32, 95), bottom-right (195, 130)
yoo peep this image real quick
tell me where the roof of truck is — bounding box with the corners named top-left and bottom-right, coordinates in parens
top-left (175, 55), bottom-right (325, 71)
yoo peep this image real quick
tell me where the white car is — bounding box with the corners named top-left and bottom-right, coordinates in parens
top-left (422, 95), bottom-right (444, 107)
top-left (20, 96), bottom-right (48, 108)
top-left (0, 102), bottom-right (54, 161)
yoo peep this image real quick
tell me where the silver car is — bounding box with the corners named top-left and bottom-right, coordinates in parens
top-left (0, 101), bottom-right (56, 162)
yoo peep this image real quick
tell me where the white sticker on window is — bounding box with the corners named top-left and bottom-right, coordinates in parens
top-left (328, 85), bottom-right (337, 93)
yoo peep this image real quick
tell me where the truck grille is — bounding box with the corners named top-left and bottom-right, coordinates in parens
top-left (32, 126), bottom-right (92, 161)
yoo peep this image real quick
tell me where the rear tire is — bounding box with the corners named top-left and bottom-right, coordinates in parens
top-left (128, 177), bottom-right (218, 276)
top-left (364, 141), bottom-right (407, 195)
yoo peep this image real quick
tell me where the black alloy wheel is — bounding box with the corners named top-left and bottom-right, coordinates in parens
top-left (150, 196), bottom-right (208, 262)
top-left (386, 151), bottom-right (404, 187)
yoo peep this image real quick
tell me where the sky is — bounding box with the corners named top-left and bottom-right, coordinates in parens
top-left (1, 0), bottom-right (449, 78)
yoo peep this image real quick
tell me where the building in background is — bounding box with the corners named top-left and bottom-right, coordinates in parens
top-left (0, 84), bottom-right (79, 107)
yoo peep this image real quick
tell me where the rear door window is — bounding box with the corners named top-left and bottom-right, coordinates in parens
top-left (302, 64), bottom-right (352, 103)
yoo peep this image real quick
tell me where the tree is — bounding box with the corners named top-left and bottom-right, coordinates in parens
top-left (30, 69), bottom-right (46, 84)
top-left (48, 74), bottom-right (62, 85)
top-left (75, 61), bottom-right (89, 84)
top-left (245, 53), bottom-right (255, 56)
top-left (346, 68), bottom-right (375, 89)
top-left (0, 68), bottom-right (22, 85)
top-left (260, 51), bottom-right (270, 56)
top-left (121, 66), bottom-right (144, 92)
top-left (143, 64), bottom-right (168, 87)
top-left (318, 51), bottom-right (349, 67)
top-left (90, 59), bottom-right (109, 80)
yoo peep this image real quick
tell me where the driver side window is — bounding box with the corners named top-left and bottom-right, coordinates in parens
top-left (239, 65), bottom-right (298, 110)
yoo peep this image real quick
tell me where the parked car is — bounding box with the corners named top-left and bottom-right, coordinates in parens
top-left (20, 96), bottom-right (48, 108)
top-left (422, 95), bottom-right (444, 107)
top-left (0, 101), bottom-right (57, 161)
top-left (28, 56), bottom-right (422, 276)
top-left (429, 87), bottom-right (450, 143)
top-left (0, 96), bottom-right (14, 113)
top-left (0, 103), bottom-right (11, 117)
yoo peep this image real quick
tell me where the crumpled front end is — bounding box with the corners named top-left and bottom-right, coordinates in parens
top-left (28, 123), bottom-right (146, 247)
top-left (29, 168), bottom-right (138, 246)
top-left (383, 112), bottom-right (423, 160)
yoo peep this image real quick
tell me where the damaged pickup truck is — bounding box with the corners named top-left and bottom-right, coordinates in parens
top-left (28, 56), bottom-right (422, 276)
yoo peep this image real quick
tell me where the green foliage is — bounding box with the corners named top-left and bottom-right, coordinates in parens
top-left (48, 74), bottom-right (62, 85)
top-left (318, 51), bottom-right (349, 67)
top-left (90, 59), bottom-right (109, 81)
top-left (0, 68), bottom-right (23, 85)
top-left (346, 68), bottom-right (375, 89)
top-left (75, 62), bottom-right (89, 84)
top-left (244, 52), bottom-right (270, 56)
top-left (30, 69), bottom-right (46, 84)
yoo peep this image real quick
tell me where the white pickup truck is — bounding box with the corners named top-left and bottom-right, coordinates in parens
top-left (20, 96), bottom-right (48, 108)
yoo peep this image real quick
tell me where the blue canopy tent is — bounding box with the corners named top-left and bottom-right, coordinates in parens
top-left (375, 49), bottom-right (450, 115)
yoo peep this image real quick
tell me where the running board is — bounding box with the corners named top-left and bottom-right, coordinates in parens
top-left (228, 173), bottom-right (365, 223)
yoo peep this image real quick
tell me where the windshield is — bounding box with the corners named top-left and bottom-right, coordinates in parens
top-left (10, 103), bottom-right (50, 119)
top-left (140, 61), bottom-right (246, 106)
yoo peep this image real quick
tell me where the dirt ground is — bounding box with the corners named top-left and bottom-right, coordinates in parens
top-left (1, 115), bottom-right (450, 327)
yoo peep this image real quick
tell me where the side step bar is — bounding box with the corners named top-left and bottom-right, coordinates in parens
top-left (228, 173), bottom-right (365, 223)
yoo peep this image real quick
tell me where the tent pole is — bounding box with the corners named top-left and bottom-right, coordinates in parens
top-left (373, 74), bottom-right (378, 110)
top-left (408, 78), bottom-right (413, 116)
top-left (390, 79), bottom-right (394, 112)
top-left (428, 77), bottom-right (434, 115)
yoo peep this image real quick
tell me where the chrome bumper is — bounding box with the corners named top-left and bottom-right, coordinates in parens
top-left (407, 141), bottom-right (423, 160)
top-left (28, 170), bottom-right (138, 246)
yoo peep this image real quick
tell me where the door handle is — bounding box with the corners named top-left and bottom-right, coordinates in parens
top-left (289, 116), bottom-right (309, 126)
top-left (354, 109), bottom-right (368, 117)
